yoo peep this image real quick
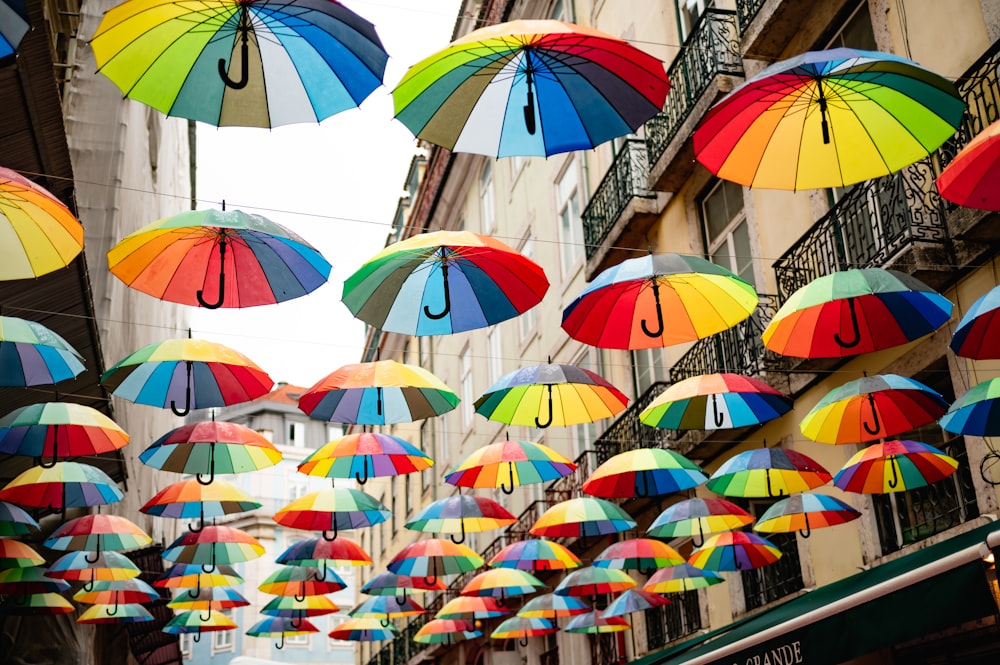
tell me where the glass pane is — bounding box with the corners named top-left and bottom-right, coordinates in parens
top-left (731, 221), bottom-right (755, 286)
top-left (703, 184), bottom-right (729, 242)
top-left (836, 6), bottom-right (877, 50)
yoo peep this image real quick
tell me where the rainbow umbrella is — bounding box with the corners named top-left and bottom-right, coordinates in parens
top-left (140, 478), bottom-right (261, 530)
top-left (90, 0), bottom-right (387, 128)
top-left (592, 538), bottom-right (684, 572)
top-left (44, 514), bottom-right (151, 554)
top-left (563, 253), bottom-right (758, 350)
top-left (164, 609), bottom-right (237, 638)
top-left (102, 337), bottom-right (274, 417)
top-left (0, 539), bottom-right (44, 568)
top-left (0, 166), bottom-right (83, 281)
top-left (414, 619), bottom-right (481, 644)
top-left (936, 118), bottom-right (1000, 211)
top-left (705, 447), bottom-right (832, 498)
top-left (46, 551), bottom-right (141, 586)
top-left (0, 462), bottom-right (123, 509)
top-left (261, 594), bottom-right (339, 618)
top-left (0, 591), bottom-right (74, 615)
top-left (351, 595), bottom-right (424, 624)
top-left (277, 536), bottom-right (372, 582)
top-left (762, 269), bottom-right (953, 358)
top-left (0, 3), bottom-right (29, 61)
top-left (72, 578), bottom-right (159, 606)
top-left (647, 497), bottom-right (755, 545)
top-left (554, 567), bottom-right (636, 598)
top-left (940, 378), bottom-right (1000, 436)
top-left (360, 572), bottom-right (447, 602)
top-left (298, 359), bottom-right (458, 425)
top-left (140, 420), bottom-right (282, 483)
top-left (834, 440), bottom-right (958, 494)
top-left (491, 616), bottom-right (558, 642)
top-left (247, 616), bottom-right (320, 649)
top-left (155, 563), bottom-right (244, 597)
top-left (517, 593), bottom-right (590, 619)
top-left (445, 437), bottom-right (575, 494)
top-left (800, 374), bottom-right (949, 444)
top-left (392, 20), bottom-right (668, 158)
top-left (297, 431), bottom-right (432, 486)
top-left (488, 539), bottom-right (581, 571)
top-left (435, 596), bottom-right (508, 620)
top-left (386, 538), bottom-right (484, 585)
top-left (693, 48), bottom-right (964, 190)
top-left (474, 362), bottom-right (628, 428)
top-left (460, 568), bottom-right (545, 602)
top-left (602, 588), bottom-right (670, 618)
top-left (688, 532), bottom-right (782, 571)
top-left (0, 316), bottom-right (84, 386)
top-left (0, 500), bottom-right (39, 537)
top-left (530, 497), bottom-right (636, 539)
top-left (643, 563), bottom-right (724, 594)
top-left (950, 285), bottom-right (1000, 359)
top-left (259, 565), bottom-right (346, 598)
top-left (163, 525), bottom-right (265, 571)
top-left (753, 493), bottom-right (861, 537)
top-left (343, 230), bottom-right (549, 335)
top-left (329, 617), bottom-right (398, 642)
top-left (582, 448), bottom-right (707, 499)
top-left (640, 373), bottom-right (792, 430)
top-left (0, 566), bottom-right (71, 595)
top-left (0, 402), bottom-right (129, 468)
top-left (272, 488), bottom-right (391, 542)
top-left (405, 494), bottom-right (516, 544)
top-left (77, 603), bottom-right (152, 624)
top-left (565, 611), bottom-right (630, 633)
top-left (168, 586), bottom-right (249, 611)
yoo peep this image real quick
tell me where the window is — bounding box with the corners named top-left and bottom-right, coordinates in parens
top-left (645, 589), bottom-right (702, 650)
top-left (211, 611), bottom-right (235, 653)
top-left (440, 417), bottom-right (451, 469)
top-left (701, 179), bottom-right (754, 286)
top-left (518, 235), bottom-right (537, 342)
top-left (481, 162), bottom-right (496, 234)
top-left (632, 347), bottom-right (669, 396)
top-left (287, 420), bottom-right (306, 447)
top-left (572, 347), bottom-right (603, 457)
top-left (487, 327), bottom-right (503, 386)
top-left (677, 0), bottom-right (714, 41)
top-left (420, 419), bottom-right (432, 491)
top-left (179, 633), bottom-right (193, 658)
top-left (557, 157), bottom-right (584, 274)
top-left (405, 473), bottom-right (411, 518)
top-left (328, 613), bottom-right (355, 649)
top-left (459, 345), bottom-right (474, 429)
top-left (390, 477), bottom-right (397, 535)
top-left (284, 632), bottom-right (310, 647)
top-left (257, 428), bottom-right (273, 442)
top-left (826, 2), bottom-right (877, 50)
top-left (326, 424), bottom-right (342, 444)
top-left (740, 498), bottom-right (804, 610)
top-left (550, 0), bottom-right (567, 20)
top-left (288, 475), bottom-right (309, 502)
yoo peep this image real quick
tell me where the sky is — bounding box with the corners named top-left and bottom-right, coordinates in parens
top-left (191, 0), bottom-right (463, 389)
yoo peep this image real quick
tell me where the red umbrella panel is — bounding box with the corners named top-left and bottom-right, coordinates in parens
top-left (936, 118), bottom-right (1000, 211)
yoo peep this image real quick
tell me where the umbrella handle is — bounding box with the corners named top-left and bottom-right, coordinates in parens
top-left (294, 580), bottom-right (307, 603)
top-left (170, 361), bottom-right (193, 417)
top-left (450, 518), bottom-right (466, 545)
top-left (534, 384), bottom-right (553, 428)
top-left (692, 520), bottom-right (704, 548)
top-left (200, 608), bottom-right (212, 622)
top-left (201, 546), bottom-right (216, 575)
top-left (888, 456), bottom-right (899, 489)
top-left (322, 518), bottom-right (339, 542)
top-left (196, 238), bottom-right (227, 309)
top-left (833, 297), bottom-right (861, 349)
top-left (380, 618), bottom-right (391, 628)
top-left (500, 461), bottom-right (516, 495)
top-left (291, 613), bottom-right (303, 629)
top-left (735, 556), bottom-right (744, 571)
top-left (424, 558), bottom-right (437, 587)
top-left (519, 637), bottom-right (529, 647)
top-left (817, 77), bottom-right (830, 144)
top-left (192, 633), bottom-right (201, 644)
top-left (640, 280), bottom-right (665, 338)
top-left (40, 423), bottom-right (59, 468)
top-left (423, 256), bottom-right (451, 320)
top-left (863, 393), bottom-right (881, 436)
top-left (523, 50), bottom-right (537, 135)
top-left (196, 442), bottom-right (216, 485)
top-left (189, 502), bottom-right (206, 533)
top-left (766, 469), bottom-right (785, 498)
top-left (106, 594), bottom-right (120, 616)
top-left (395, 590), bottom-right (407, 605)
top-left (712, 395), bottom-right (725, 428)
top-left (355, 456), bottom-right (370, 485)
top-left (311, 560), bottom-right (328, 582)
top-left (275, 634), bottom-right (285, 650)
top-left (188, 580), bottom-right (201, 599)
top-left (799, 513), bottom-right (811, 539)
top-left (218, 9), bottom-right (250, 90)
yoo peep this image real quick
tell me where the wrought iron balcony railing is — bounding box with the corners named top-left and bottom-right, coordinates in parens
top-left (646, 9), bottom-right (743, 168)
top-left (546, 449), bottom-right (600, 503)
top-left (582, 138), bottom-right (655, 259)
top-left (734, 0), bottom-right (766, 35)
top-left (594, 382), bottom-right (671, 465)
top-left (937, 39), bottom-right (1000, 177)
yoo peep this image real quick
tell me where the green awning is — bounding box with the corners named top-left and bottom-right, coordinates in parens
top-left (637, 520), bottom-right (1000, 665)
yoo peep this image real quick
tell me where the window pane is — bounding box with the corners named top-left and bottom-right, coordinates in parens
top-left (731, 221), bottom-right (755, 286)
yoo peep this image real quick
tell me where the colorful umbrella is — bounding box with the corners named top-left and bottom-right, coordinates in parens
top-left (155, 563), bottom-right (244, 597)
top-left (435, 596), bottom-right (508, 620)
top-left (44, 514), bottom-right (151, 554)
top-left (834, 440), bottom-right (958, 493)
top-left (298, 359), bottom-right (458, 425)
top-left (0, 166), bottom-right (83, 281)
top-left (107, 209), bottom-right (332, 309)
top-left (405, 494), bottom-right (516, 544)
top-left (162, 525), bottom-right (265, 571)
top-left (640, 373), bottom-right (792, 430)
top-left (328, 617), bottom-right (398, 642)
top-left (276, 536), bottom-right (372, 582)
top-left (46, 551), bottom-right (140, 585)
top-left (77, 602), bottom-right (153, 624)
top-left (0, 539), bottom-right (44, 568)
top-left (101, 337), bottom-right (274, 416)
top-left (705, 447), bottom-right (832, 498)
top-left (0, 566), bottom-right (71, 595)
top-left (582, 448), bottom-right (707, 498)
top-left (936, 118), bottom-right (1000, 210)
top-left (694, 48), bottom-right (964, 190)
top-left (0, 316), bottom-right (84, 387)
top-left (601, 588), bottom-right (670, 618)
top-left (0, 0), bottom-right (28, 60)
top-left (90, 0), bottom-right (388, 128)
top-left (647, 497), bottom-right (755, 545)
top-left (475, 362), bottom-right (628, 428)
top-left (246, 616), bottom-right (319, 649)
top-left (564, 611), bottom-right (630, 633)
top-left (491, 616), bottom-right (558, 642)
top-left (688, 532), bottom-right (782, 571)
top-left (414, 619), bottom-right (481, 644)
top-left (72, 578), bottom-right (160, 606)
top-left (753, 492), bottom-right (861, 537)
top-left (940, 378), bottom-right (1000, 436)
top-left (445, 437), bottom-right (575, 493)
top-left (0, 500), bottom-right (39, 537)
top-left (168, 586), bottom-right (249, 611)
top-left (360, 572), bottom-right (447, 601)
top-left (272, 488), bottom-right (391, 541)
top-left (297, 431), bottom-right (432, 486)
top-left (386, 538), bottom-right (484, 585)
top-left (0, 402), bottom-right (129, 467)
top-left (950, 285), bottom-right (1000, 359)
top-left (563, 253), bottom-right (758, 350)
top-left (488, 539), bottom-right (581, 571)
top-left (164, 609), bottom-right (237, 637)
top-left (0, 591), bottom-right (74, 615)
top-left (392, 19), bottom-right (668, 157)
top-left (260, 594), bottom-right (340, 618)
top-left (460, 568), bottom-right (545, 602)
top-left (554, 567), bottom-right (636, 598)
top-left (0, 462), bottom-right (123, 509)
top-left (343, 230), bottom-right (549, 335)
top-left (800, 374), bottom-right (949, 444)
top-left (140, 477), bottom-right (261, 529)
top-left (259, 565), bottom-right (346, 598)
top-left (530, 497), bottom-right (636, 539)
top-left (350, 595), bottom-right (424, 623)
top-left (592, 538), bottom-right (685, 572)
top-left (139, 419), bottom-right (282, 483)
top-left (762, 269), bottom-right (953, 358)
top-left (517, 593), bottom-right (590, 619)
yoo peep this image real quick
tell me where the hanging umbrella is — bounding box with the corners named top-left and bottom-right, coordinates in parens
top-left (90, 0), bottom-right (388, 128)
top-left (276, 536), bottom-right (372, 582)
top-left (359, 572), bottom-right (447, 601)
top-left (0, 402), bottom-right (129, 468)
top-left (640, 373), bottom-right (792, 430)
top-left (272, 488), bottom-right (391, 541)
top-left (435, 596), bottom-right (508, 620)
top-left (259, 565), bottom-right (346, 598)
top-left (343, 230), bottom-right (549, 336)
top-left (0, 316), bottom-right (84, 387)
top-left (647, 497), bottom-right (755, 546)
top-left (488, 539), bottom-right (581, 571)
top-left (414, 619), bottom-right (481, 644)
top-left (693, 48), bottom-right (964, 190)
top-left (77, 603), bottom-right (153, 624)
top-left (643, 563), bottom-right (724, 594)
top-left (491, 616), bottom-right (558, 643)
top-left (46, 551), bottom-right (140, 586)
top-left (350, 595), bottom-right (425, 624)
top-left (0, 539), bottom-right (44, 568)
top-left (0, 591), bottom-right (74, 615)
top-left (554, 567), bottom-right (636, 598)
top-left (298, 359), bottom-right (458, 425)
top-left (530, 497), bottom-right (636, 540)
top-left (564, 611), bottom-right (630, 633)
top-left (800, 374), bottom-right (949, 444)
top-left (0, 0), bottom-right (28, 60)
top-left (329, 617), bottom-right (399, 642)
top-left (297, 431), bottom-right (432, 486)
top-left (247, 616), bottom-right (320, 650)
top-left (0, 500), bottom-right (39, 537)
top-left (0, 566), bottom-right (71, 595)
top-left (139, 419), bottom-right (282, 483)
top-left (563, 253), bottom-right (758, 350)
top-left (140, 478), bottom-right (261, 530)
top-left (107, 209), bottom-right (332, 309)
top-left (950, 285), bottom-right (1000, 359)
top-left (261, 594), bottom-right (340, 619)
top-left (72, 578), bottom-right (159, 606)
top-left (404, 494), bottom-right (516, 544)
top-left (517, 593), bottom-right (590, 619)
top-left (162, 525), bottom-right (265, 572)
top-left (688, 532), bottom-right (782, 571)
top-left (936, 118), bottom-right (1000, 210)
top-left (445, 437), bottom-right (575, 494)
top-left (386, 538), bottom-right (484, 585)
top-left (164, 609), bottom-right (237, 638)
top-left (155, 563), bottom-right (244, 598)
top-left (940, 377), bottom-right (1000, 436)
top-left (582, 448), bottom-right (707, 499)
top-left (475, 362), bottom-right (628, 429)
top-left (0, 167), bottom-right (83, 281)
top-left (392, 19), bottom-right (668, 157)
top-left (44, 514), bottom-right (151, 555)
top-left (762, 269), bottom-right (953, 358)
top-left (101, 337), bottom-right (274, 417)
top-left (460, 568), bottom-right (545, 603)
top-left (834, 440), bottom-right (958, 493)
top-left (0, 462), bottom-right (123, 509)
top-left (167, 587), bottom-right (249, 611)
top-left (601, 588), bottom-right (670, 618)
top-left (705, 447), bottom-right (832, 498)
top-left (753, 493), bottom-right (861, 538)
top-left (592, 538), bottom-right (684, 573)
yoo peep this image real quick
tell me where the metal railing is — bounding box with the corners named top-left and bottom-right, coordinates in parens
top-left (742, 530), bottom-right (804, 611)
top-left (937, 39), bottom-right (1000, 174)
top-left (582, 138), bottom-right (655, 259)
top-left (594, 382), bottom-right (672, 464)
top-left (734, 0), bottom-right (766, 35)
top-left (645, 589), bottom-right (702, 651)
top-left (546, 449), bottom-right (599, 503)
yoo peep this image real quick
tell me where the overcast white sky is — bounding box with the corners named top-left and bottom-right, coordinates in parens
top-left (191, 0), bottom-right (462, 389)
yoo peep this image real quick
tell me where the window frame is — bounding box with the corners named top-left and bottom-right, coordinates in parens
top-left (481, 161), bottom-right (496, 234)
top-left (699, 178), bottom-right (754, 286)
top-left (556, 156), bottom-right (585, 276)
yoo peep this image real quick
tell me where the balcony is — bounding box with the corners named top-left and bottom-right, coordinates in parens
top-left (735, 0), bottom-right (855, 60)
top-left (645, 590), bottom-right (702, 651)
top-left (645, 9), bottom-right (743, 193)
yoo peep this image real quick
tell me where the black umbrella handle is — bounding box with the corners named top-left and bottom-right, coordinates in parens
top-left (712, 394), bottom-right (725, 428)
top-left (500, 461), bottom-right (516, 495)
top-left (523, 49), bottom-right (537, 135)
top-left (833, 297), bottom-right (861, 348)
top-left (535, 384), bottom-right (553, 428)
top-left (863, 393), bottom-right (882, 436)
top-left (640, 279), bottom-right (665, 338)
top-left (424, 254), bottom-right (451, 320)
top-left (170, 361), bottom-right (192, 417)
top-left (196, 442), bottom-right (216, 485)
top-left (197, 238), bottom-right (227, 309)
top-left (218, 8), bottom-right (250, 90)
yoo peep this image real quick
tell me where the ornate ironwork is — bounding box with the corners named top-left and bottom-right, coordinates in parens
top-left (582, 138), bottom-right (655, 259)
top-left (938, 39), bottom-right (1000, 173)
top-left (506, 499), bottom-right (550, 543)
top-left (646, 9), bottom-right (743, 168)
top-left (540, 647), bottom-right (560, 665)
top-left (594, 382), bottom-right (671, 465)
top-left (742, 530), bottom-right (804, 611)
top-left (592, 632), bottom-right (622, 665)
top-left (645, 589), bottom-right (702, 651)
top-left (545, 449), bottom-right (599, 503)
top-left (735, 0), bottom-right (766, 35)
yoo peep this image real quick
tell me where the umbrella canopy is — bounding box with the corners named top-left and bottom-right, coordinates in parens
top-left (155, 563), bottom-right (244, 591)
top-left (936, 118), bottom-right (1000, 210)
top-left (435, 595), bottom-right (509, 620)
top-left (460, 568), bottom-right (545, 599)
top-left (950, 285), bottom-right (1000, 359)
top-left (800, 374), bottom-right (949, 444)
top-left (164, 609), bottom-right (237, 634)
top-left (0, 166), bottom-right (83, 281)
top-left (694, 48), bottom-right (964, 190)
top-left (592, 538), bottom-right (685, 572)
top-left (329, 617), bottom-right (398, 642)
top-left (247, 616), bottom-right (320, 649)
top-left (386, 538), bottom-right (484, 584)
top-left (360, 572), bottom-right (447, 598)
top-left (582, 448), bottom-right (707, 499)
top-left (44, 514), bottom-right (151, 553)
top-left (647, 497), bottom-right (755, 544)
top-left (0, 500), bottom-right (39, 537)
top-left (688, 532), bottom-right (782, 571)
top-left (0, 402), bottom-right (129, 467)
top-left (72, 578), bottom-right (159, 605)
top-left (141, 478), bottom-right (261, 527)
top-left (491, 616), bottom-right (558, 640)
top-left (0, 591), bottom-right (75, 615)
top-left (0, 539), bottom-right (44, 568)
top-left (0, 316), bottom-right (84, 387)
top-left (350, 595), bottom-right (424, 620)
top-left (90, 0), bottom-right (387, 128)
top-left (168, 586), bottom-right (249, 611)
top-left (162, 525), bottom-right (265, 569)
top-left (101, 337), bottom-right (274, 417)
top-left (405, 495), bottom-right (516, 544)
top-left (261, 594), bottom-right (340, 617)
top-left (0, 462), bottom-right (123, 509)
top-left (643, 563), bottom-right (725, 594)
top-left (834, 440), bottom-right (958, 493)
top-left (517, 593), bottom-right (590, 618)
top-left (298, 359), bottom-right (458, 425)
top-left (488, 539), bottom-right (581, 571)
top-left (554, 567), bottom-right (637, 597)
top-left (475, 362), bottom-right (628, 428)
top-left (46, 551), bottom-right (140, 582)
top-left (259, 565), bottom-right (346, 597)
top-left (276, 536), bottom-right (373, 569)
top-left (530, 497), bottom-right (636, 538)
top-left (393, 19), bottom-right (668, 157)
top-left (640, 373), bottom-right (792, 430)
top-left (0, 0), bottom-right (28, 59)
top-left (0, 566), bottom-right (71, 595)
top-left (343, 230), bottom-right (549, 336)
top-left (445, 437), bottom-right (575, 493)
top-left (753, 493), bottom-right (861, 537)
top-left (563, 253), bottom-right (759, 350)
top-left (297, 431), bottom-right (433, 485)
top-left (77, 603), bottom-right (153, 624)
top-left (602, 588), bottom-right (670, 618)
top-left (564, 611), bottom-right (630, 633)
top-left (941, 378), bottom-right (1000, 436)
top-left (414, 619), bottom-right (481, 644)
top-left (762, 269), bottom-right (953, 358)
top-left (705, 447), bottom-right (832, 498)
top-left (272, 488), bottom-right (391, 541)
top-left (107, 209), bottom-right (331, 309)
top-left (139, 420), bottom-right (282, 482)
